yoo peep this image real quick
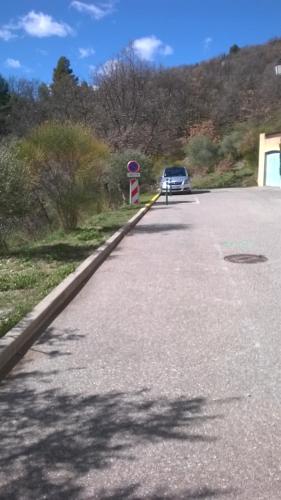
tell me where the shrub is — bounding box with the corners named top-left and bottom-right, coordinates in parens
top-left (184, 135), bottom-right (219, 173)
top-left (20, 122), bottom-right (109, 229)
top-left (239, 129), bottom-right (259, 167)
top-left (0, 140), bottom-right (31, 249)
top-left (219, 130), bottom-right (244, 160)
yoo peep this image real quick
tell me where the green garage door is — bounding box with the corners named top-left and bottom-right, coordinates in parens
top-left (265, 151), bottom-right (281, 187)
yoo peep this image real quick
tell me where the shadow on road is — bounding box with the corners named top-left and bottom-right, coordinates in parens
top-left (29, 326), bottom-right (86, 359)
top-left (0, 362), bottom-right (238, 499)
top-left (156, 200), bottom-right (196, 206)
top-left (97, 483), bottom-right (236, 499)
top-left (131, 223), bottom-right (192, 234)
top-left (0, 324), bottom-right (89, 380)
top-left (158, 190), bottom-right (210, 196)
top-left (189, 190), bottom-right (210, 195)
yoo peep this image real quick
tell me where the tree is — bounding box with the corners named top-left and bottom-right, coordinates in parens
top-left (52, 57), bottom-right (78, 85)
top-left (229, 44), bottom-right (240, 55)
top-left (184, 135), bottom-right (219, 173)
top-left (0, 141), bottom-right (31, 249)
top-left (0, 75), bottom-right (10, 136)
top-left (0, 75), bottom-right (9, 107)
top-left (93, 48), bottom-right (181, 155)
top-left (48, 57), bottom-right (85, 122)
top-left (8, 78), bottom-right (42, 136)
top-left (20, 123), bottom-right (109, 230)
top-left (220, 130), bottom-right (244, 160)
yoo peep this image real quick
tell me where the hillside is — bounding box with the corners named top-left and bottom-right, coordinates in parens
top-left (1, 37), bottom-right (281, 187)
top-left (174, 38), bottom-right (281, 131)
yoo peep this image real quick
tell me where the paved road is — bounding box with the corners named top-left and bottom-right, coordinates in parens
top-left (1, 188), bottom-right (281, 500)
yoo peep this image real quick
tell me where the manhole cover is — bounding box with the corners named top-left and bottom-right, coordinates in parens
top-left (224, 254), bottom-right (268, 264)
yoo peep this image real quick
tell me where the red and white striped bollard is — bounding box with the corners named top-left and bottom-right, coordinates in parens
top-left (130, 178), bottom-right (140, 204)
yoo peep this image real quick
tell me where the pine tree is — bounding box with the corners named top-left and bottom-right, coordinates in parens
top-left (0, 75), bottom-right (10, 106)
top-left (229, 44), bottom-right (240, 55)
top-left (52, 57), bottom-right (78, 85)
top-left (0, 75), bottom-right (10, 135)
top-left (50, 57), bottom-right (79, 121)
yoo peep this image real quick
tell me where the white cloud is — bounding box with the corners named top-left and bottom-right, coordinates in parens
top-left (132, 36), bottom-right (173, 61)
top-left (37, 49), bottom-right (48, 56)
top-left (204, 37), bottom-right (213, 50)
top-left (71, 1), bottom-right (115, 20)
top-left (0, 27), bottom-right (16, 41)
top-left (5, 58), bottom-right (21, 68)
top-left (98, 58), bottom-right (118, 75)
top-left (79, 47), bottom-right (95, 59)
top-left (20, 11), bottom-right (73, 38)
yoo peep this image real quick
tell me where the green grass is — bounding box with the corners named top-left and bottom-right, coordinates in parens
top-left (0, 194), bottom-right (155, 338)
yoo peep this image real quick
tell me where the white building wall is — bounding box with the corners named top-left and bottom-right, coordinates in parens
top-left (258, 132), bottom-right (281, 186)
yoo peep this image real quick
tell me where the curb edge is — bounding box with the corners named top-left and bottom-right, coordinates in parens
top-left (0, 193), bottom-right (160, 379)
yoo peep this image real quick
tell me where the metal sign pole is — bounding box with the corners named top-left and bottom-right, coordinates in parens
top-left (279, 142), bottom-right (281, 185)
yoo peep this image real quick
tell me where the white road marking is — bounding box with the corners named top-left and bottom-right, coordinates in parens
top-left (193, 196), bottom-right (200, 204)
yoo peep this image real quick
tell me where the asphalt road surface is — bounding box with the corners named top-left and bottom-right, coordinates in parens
top-left (1, 187), bottom-right (281, 500)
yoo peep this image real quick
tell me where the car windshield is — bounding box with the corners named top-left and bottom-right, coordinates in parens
top-left (164, 167), bottom-right (187, 177)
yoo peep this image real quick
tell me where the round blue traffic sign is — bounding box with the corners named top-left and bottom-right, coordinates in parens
top-left (127, 160), bottom-right (141, 173)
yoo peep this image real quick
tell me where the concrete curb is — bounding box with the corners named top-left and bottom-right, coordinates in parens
top-left (0, 193), bottom-right (160, 378)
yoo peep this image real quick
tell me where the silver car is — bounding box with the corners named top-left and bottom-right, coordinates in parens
top-left (160, 166), bottom-right (192, 194)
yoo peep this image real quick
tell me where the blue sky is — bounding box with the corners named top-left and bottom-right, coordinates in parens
top-left (1, 0), bottom-right (281, 83)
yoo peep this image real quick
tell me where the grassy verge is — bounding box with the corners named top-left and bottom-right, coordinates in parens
top-left (192, 166), bottom-right (257, 190)
top-left (0, 194), bottom-right (154, 338)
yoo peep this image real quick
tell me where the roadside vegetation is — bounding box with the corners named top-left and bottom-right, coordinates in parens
top-left (181, 120), bottom-right (259, 189)
top-left (0, 196), bottom-right (152, 337)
